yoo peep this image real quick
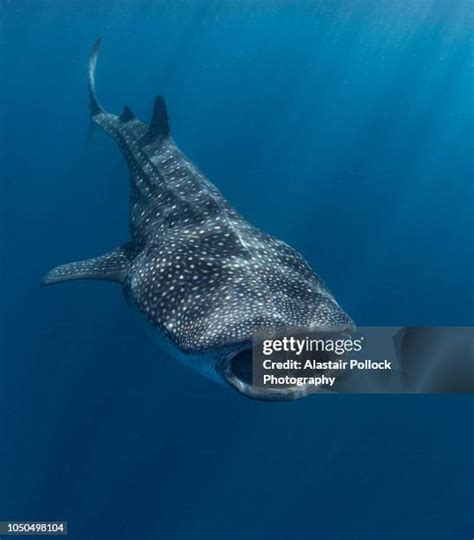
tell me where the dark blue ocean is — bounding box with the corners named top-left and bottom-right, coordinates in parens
top-left (1, 2), bottom-right (473, 539)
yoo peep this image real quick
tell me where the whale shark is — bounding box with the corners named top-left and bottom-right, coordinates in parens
top-left (43, 39), bottom-right (353, 400)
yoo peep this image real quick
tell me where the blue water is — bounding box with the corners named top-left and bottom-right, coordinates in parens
top-left (1, 2), bottom-right (473, 539)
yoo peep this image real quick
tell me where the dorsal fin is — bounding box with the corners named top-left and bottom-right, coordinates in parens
top-left (119, 105), bottom-right (135, 122)
top-left (142, 96), bottom-right (170, 145)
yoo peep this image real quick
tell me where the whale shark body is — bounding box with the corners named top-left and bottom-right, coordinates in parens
top-left (43, 40), bottom-right (353, 400)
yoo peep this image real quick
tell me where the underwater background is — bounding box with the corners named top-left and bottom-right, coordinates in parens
top-left (1, 1), bottom-right (473, 539)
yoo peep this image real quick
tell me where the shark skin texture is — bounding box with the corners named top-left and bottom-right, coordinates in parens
top-left (43, 39), bottom-right (354, 401)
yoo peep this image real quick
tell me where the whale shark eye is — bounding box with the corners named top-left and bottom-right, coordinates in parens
top-left (230, 348), bottom-right (253, 386)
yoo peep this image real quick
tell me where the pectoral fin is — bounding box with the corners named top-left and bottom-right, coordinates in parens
top-left (42, 244), bottom-right (133, 286)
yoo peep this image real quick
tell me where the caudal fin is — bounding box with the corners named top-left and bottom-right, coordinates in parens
top-left (88, 38), bottom-right (103, 116)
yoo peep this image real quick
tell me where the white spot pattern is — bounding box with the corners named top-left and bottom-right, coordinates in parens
top-left (47, 108), bottom-right (353, 353)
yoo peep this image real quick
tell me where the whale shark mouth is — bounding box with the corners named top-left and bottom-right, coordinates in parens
top-left (222, 347), bottom-right (321, 402)
top-left (229, 348), bottom-right (254, 386)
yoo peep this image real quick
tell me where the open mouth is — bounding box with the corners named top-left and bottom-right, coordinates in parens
top-left (229, 348), bottom-right (254, 386)
top-left (222, 346), bottom-right (324, 402)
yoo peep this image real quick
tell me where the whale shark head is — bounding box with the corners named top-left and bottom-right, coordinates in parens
top-left (144, 283), bottom-right (354, 402)
top-left (43, 39), bottom-right (354, 401)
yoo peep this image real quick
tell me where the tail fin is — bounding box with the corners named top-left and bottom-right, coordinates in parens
top-left (88, 38), bottom-right (103, 116)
